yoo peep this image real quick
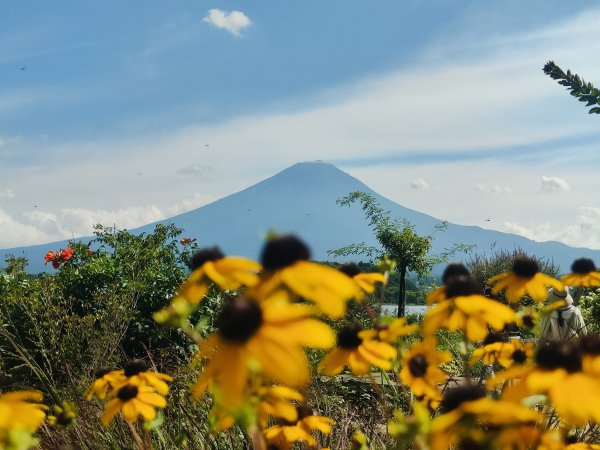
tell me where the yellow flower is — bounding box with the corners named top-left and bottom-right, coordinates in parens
top-left (250, 235), bottom-right (358, 318)
top-left (524, 341), bottom-right (600, 425)
top-left (376, 317), bottom-right (418, 343)
top-left (488, 256), bottom-right (563, 303)
top-left (318, 324), bottom-right (397, 376)
top-left (48, 402), bottom-right (76, 428)
top-left (207, 384), bottom-right (304, 431)
top-left (580, 335), bottom-right (600, 376)
top-left (423, 276), bottom-right (517, 341)
top-left (178, 247), bottom-right (261, 304)
top-left (101, 384), bottom-right (167, 426)
top-left (264, 405), bottom-right (334, 450)
top-left (561, 258), bottom-right (600, 288)
top-left (426, 263), bottom-right (471, 305)
top-left (85, 367), bottom-right (126, 400)
top-left (431, 386), bottom-right (540, 450)
top-left (192, 295), bottom-right (334, 407)
top-left (257, 385), bottom-right (304, 429)
top-left (0, 391), bottom-right (47, 433)
top-left (338, 263), bottom-right (387, 300)
top-left (117, 360), bottom-right (173, 395)
top-left (470, 332), bottom-right (511, 366)
top-left (399, 341), bottom-right (450, 402)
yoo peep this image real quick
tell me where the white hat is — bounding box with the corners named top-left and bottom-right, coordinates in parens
top-left (546, 286), bottom-right (573, 307)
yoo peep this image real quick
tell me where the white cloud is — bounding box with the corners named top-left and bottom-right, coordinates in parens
top-left (540, 176), bottom-right (570, 192)
top-left (0, 189), bottom-right (16, 199)
top-left (203, 9), bottom-right (251, 36)
top-left (177, 163), bottom-right (211, 175)
top-left (476, 184), bottom-right (513, 195)
top-left (0, 137), bottom-right (4, 147)
top-left (0, 192), bottom-right (215, 248)
top-left (500, 207), bottom-right (600, 249)
top-left (409, 178), bottom-right (429, 190)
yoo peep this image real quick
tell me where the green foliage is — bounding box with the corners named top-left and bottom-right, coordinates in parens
top-left (579, 288), bottom-right (600, 334)
top-left (329, 192), bottom-right (471, 316)
top-left (467, 248), bottom-right (559, 292)
top-left (543, 61), bottom-right (600, 114)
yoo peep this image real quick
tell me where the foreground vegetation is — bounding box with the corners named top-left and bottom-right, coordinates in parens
top-left (1, 223), bottom-right (600, 449)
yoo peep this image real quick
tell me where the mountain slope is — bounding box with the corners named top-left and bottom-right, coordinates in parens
top-left (3, 161), bottom-right (599, 273)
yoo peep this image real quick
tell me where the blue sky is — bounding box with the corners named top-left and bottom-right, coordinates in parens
top-left (1, 1), bottom-right (600, 249)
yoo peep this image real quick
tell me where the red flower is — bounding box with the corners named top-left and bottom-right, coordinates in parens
top-left (86, 249), bottom-right (93, 255)
top-left (180, 238), bottom-right (196, 246)
top-left (52, 260), bottom-right (60, 269)
top-left (61, 247), bottom-right (74, 261)
top-left (44, 251), bottom-right (56, 264)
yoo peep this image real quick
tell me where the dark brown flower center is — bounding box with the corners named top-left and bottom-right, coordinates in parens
top-left (483, 332), bottom-right (508, 346)
top-left (439, 385), bottom-right (486, 413)
top-left (571, 258), bottom-right (596, 274)
top-left (408, 354), bottom-right (429, 377)
top-left (217, 297), bottom-right (263, 343)
top-left (535, 341), bottom-right (582, 373)
top-left (189, 247), bottom-right (225, 271)
top-left (522, 314), bottom-right (535, 329)
top-left (55, 411), bottom-right (74, 427)
top-left (124, 360), bottom-right (148, 377)
top-left (512, 257), bottom-right (539, 279)
top-left (442, 263), bottom-right (470, 285)
top-left (94, 367), bottom-right (114, 379)
top-left (337, 324), bottom-right (363, 349)
top-left (579, 335), bottom-right (600, 355)
top-left (117, 385), bottom-right (139, 401)
top-left (260, 235), bottom-right (310, 270)
top-left (339, 263), bottom-right (361, 278)
top-left (445, 275), bottom-right (480, 298)
top-left (511, 349), bottom-right (527, 364)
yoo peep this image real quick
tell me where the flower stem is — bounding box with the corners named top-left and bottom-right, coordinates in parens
top-left (127, 421), bottom-right (145, 450)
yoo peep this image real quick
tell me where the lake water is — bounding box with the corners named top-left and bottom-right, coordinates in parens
top-left (380, 304), bottom-right (428, 316)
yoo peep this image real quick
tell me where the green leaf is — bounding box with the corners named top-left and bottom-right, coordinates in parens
top-left (144, 410), bottom-right (164, 430)
top-left (589, 107), bottom-right (600, 114)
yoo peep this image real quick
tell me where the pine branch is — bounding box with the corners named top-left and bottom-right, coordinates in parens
top-left (543, 61), bottom-right (600, 114)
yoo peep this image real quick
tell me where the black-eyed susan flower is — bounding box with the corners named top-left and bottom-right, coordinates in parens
top-left (431, 385), bottom-right (540, 450)
top-left (0, 391), bottom-right (47, 434)
top-left (523, 341), bottom-right (600, 425)
top-left (399, 341), bottom-right (450, 402)
top-left (488, 256), bottom-right (563, 303)
top-left (207, 384), bottom-right (304, 431)
top-left (350, 429), bottom-right (369, 450)
top-left (263, 405), bottom-right (333, 450)
top-left (119, 360), bottom-right (173, 395)
top-left (178, 247), bottom-right (261, 304)
top-left (376, 317), bottom-right (418, 344)
top-left (250, 235), bottom-right (358, 318)
top-left (192, 295), bottom-right (334, 407)
top-left (101, 384), bottom-right (167, 426)
top-left (423, 276), bottom-right (517, 341)
top-left (256, 385), bottom-right (304, 429)
top-left (318, 324), bottom-right (397, 376)
top-left (470, 332), bottom-right (511, 366)
top-left (426, 263), bottom-right (471, 305)
top-left (579, 335), bottom-right (600, 376)
top-left (561, 258), bottom-right (600, 288)
top-left (85, 367), bottom-right (126, 401)
top-left (48, 402), bottom-right (76, 428)
top-left (338, 263), bottom-right (386, 300)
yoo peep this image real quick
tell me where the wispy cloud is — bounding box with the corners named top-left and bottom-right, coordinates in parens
top-left (0, 189), bottom-right (16, 199)
top-left (176, 163), bottom-right (212, 176)
top-left (540, 176), bottom-right (570, 192)
top-left (203, 9), bottom-right (251, 37)
top-left (409, 178), bottom-right (429, 190)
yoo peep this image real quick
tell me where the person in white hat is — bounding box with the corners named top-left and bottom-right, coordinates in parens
top-left (539, 287), bottom-right (587, 341)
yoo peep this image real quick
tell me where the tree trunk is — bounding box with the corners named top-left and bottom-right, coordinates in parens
top-left (397, 267), bottom-right (406, 318)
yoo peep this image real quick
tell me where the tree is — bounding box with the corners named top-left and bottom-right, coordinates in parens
top-left (543, 61), bottom-right (600, 114)
top-left (329, 192), bottom-right (436, 317)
